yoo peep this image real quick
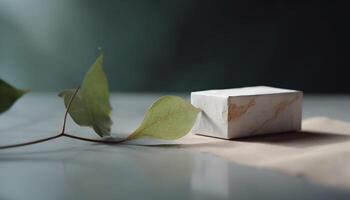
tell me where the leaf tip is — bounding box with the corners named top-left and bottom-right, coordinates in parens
top-left (23, 88), bottom-right (31, 93)
top-left (57, 90), bottom-right (67, 97)
top-left (18, 88), bottom-right (31, 97)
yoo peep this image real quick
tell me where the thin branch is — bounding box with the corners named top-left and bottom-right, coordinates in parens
top-left (0, 134), bottom-right (62, 150)
top-left (0, 86), bottom-right (130, 150)
top-left (61, 86), bottom-right (81, 134)
top-left (62, 133), bottom-right (128, 144)
top-left (0, 86), bottom-right (81, 150)
top-left (60, 86), bottom-right (129, 144)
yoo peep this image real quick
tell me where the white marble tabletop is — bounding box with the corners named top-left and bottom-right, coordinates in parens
top-left (0, 93), bottom-right (350, 200)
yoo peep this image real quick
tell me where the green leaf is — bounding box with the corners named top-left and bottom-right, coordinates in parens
top-left (128, 96), bottom-right (200, 140)
top-left (0, 79), bottom-right (29, 113)
top-left (58, 53), bottom-right (112, 137)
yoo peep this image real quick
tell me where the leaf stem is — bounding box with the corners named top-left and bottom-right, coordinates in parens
top-left (0, 134), bottom-right (63, 150)
top-left (62, 133), bottom-right (127, 144)
top-left (0, 133), bottom-right (128, 150)
top-left (60, 86), bottom-right (128, 144)
top-left (0, 86), bottom-right (129, 150)
top-left (61, 86), bottom-right (81, 134)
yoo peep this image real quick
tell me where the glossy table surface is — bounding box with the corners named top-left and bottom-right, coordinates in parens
top-left (0, 93), bottom-right (350, 200)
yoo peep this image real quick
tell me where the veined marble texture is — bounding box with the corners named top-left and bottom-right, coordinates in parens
top-left (191, 86), bottom-right (303, 139)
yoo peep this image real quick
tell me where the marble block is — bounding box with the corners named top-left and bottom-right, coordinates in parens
top-left (191, 86), bottom-right (303, 139)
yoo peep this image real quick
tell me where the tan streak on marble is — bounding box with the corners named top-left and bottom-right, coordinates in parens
top-left (250, 94), bottom-right (301, 134)
top-left (228, 99), bottom-right (256, 122)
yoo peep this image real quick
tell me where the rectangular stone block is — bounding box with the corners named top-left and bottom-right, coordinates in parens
top-left (191, 86), bottom-right (303, 139)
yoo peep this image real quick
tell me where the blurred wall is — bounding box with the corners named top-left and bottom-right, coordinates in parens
top-left (0, 0), bottom-right (348, 93)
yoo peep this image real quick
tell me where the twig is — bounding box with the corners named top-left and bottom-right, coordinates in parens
top-left (0, 87), bottom-right (129, 150)
top-left (61, 86), bottom-right (81, 134)
top-left (62, 133), bottom-right (127, 144)
top-left (0, 134), bottom-right (62, 150)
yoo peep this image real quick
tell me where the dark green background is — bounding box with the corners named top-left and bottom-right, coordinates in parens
top-left (0, 0), bottom-right (348, 93)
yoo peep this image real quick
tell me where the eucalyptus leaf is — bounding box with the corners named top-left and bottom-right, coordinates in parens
top-left (0, 79), bottom-right (29, 113)
top-left (58, 54), bottom-right (112, 137)
top-left (128, 96), bottom-right (200, 140)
